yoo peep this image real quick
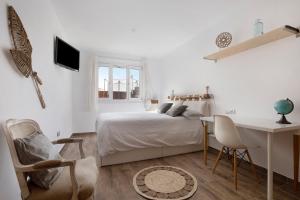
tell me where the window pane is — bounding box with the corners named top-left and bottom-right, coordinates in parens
top-left (113, 67), bottom-right (127, 99)
top-left (98, 67), bottom-right (109, 98)
top-left (129, 68), bottom-right (140, 98)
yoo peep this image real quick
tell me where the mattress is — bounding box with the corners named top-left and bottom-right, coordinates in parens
top-left (96, 112), bottom-right (203, 156)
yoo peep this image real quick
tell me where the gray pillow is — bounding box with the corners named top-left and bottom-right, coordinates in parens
top-left (14, 131), bottom-right (63, 189)
top-left (166, 105), bottom-right (188, 117)
top-left (157, 103), bottom-right (173, 113)
top-left (182, 109), bottom-right (204, 120)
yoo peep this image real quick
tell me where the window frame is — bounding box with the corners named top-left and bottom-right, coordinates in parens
top-left (97, 59), bottom-right (143, 102)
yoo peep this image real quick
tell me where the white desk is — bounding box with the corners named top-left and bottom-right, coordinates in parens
top-left (200, 116), bottom-right (300, 200)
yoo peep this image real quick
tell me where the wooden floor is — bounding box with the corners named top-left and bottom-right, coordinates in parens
top-left (62, 133), bottom-right (300, 200)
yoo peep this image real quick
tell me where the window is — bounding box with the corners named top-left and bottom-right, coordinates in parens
top-left (98, 66), bottom-right (109, 98)
top-left (129, 68), bottom-right (140, 99)
top-left (97, 60), bottom-right (142, 101)
top-left (112, 66), bottom-right (127, 100)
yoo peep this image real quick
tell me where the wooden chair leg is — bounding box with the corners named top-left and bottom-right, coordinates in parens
top-left (233, 149), bottom-right (238, 190)
top-left (212, 146), bottom-right (225, 174)
top-left (293, 135), bottom-right (299, 191)
top-left (232, 151), bottom-right (234, 176)
top-left (245, 149), bottom-right (259, 183)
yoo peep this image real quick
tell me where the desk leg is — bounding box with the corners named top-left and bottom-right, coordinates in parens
top-left (203, 122), bottom-right (208, 166)
top-left (294, 135), bottom-right (299, 191)
top-left (267, 133), bottom-right (273, 200)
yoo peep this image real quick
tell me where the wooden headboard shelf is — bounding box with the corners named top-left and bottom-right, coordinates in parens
top-left (168, 94), bottom-right (212, 101)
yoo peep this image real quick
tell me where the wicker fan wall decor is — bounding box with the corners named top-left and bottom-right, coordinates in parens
top-left (8, 6), bottom-right (46, 109)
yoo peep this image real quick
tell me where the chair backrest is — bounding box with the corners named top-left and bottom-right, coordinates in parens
top-left (3, 119), bottom-right (42, 199)
top-left (214, 115), bottom-right (243, 148)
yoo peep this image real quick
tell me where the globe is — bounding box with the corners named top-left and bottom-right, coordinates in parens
top-left (274, 98), bottom-right (294, 124)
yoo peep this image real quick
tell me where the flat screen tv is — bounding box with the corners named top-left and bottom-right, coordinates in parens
top-left (54, 37), bottom-right (80, 71)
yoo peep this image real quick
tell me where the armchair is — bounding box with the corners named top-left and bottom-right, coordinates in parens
top-left (3, 119), bottom-right (98, 200)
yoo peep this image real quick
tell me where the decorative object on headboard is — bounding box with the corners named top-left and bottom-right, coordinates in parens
top-left (202, 86), bottom-right (212, 99)
top-left (169, 89), bottom-right (175, 100)
top-left (216, 32), bottom-right (232, 48)
top-left (8, 6), bottom-right (46, 109)
top-left (150, 99), bottom-right (159, 104)
top-left (274, 98), bottom-right (294, 124)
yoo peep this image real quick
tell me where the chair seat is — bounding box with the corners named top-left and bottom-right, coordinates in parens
top-left (28, 156), bottom-right (98, 200)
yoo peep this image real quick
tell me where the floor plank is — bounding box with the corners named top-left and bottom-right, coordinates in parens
top-left (61, 133), bottom-right (300, 200)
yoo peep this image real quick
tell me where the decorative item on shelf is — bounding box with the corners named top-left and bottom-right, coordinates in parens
top-left (202, 86), bottom-right (211, 99)
top-left (216, 32), bottom-right (232, 48)
top-left (8, 6), bottom-right (46, 109)
top-left (274, 98), bottom-right (294, 124)
top-left (254, 19), bottom-right (264, 36)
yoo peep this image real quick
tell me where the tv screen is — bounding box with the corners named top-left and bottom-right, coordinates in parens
top-left (54, 37), bottom-right (80, 71)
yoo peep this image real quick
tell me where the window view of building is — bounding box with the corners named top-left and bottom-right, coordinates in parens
top-left (98, 66), bottom-right (109, 98)
top-left (129, 68), bottom-right (140, 98)
top-left (112, 67), bottom-right (127, 99)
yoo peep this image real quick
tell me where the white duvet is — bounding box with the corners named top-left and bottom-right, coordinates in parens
top-left (96, 112), bottom-right (203, 156)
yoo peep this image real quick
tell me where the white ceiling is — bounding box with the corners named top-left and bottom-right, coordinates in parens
top-left (51, 0), bottom-right (244, 58)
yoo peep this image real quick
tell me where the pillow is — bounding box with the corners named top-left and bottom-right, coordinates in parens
top-left (182, 109), bottom-right (204, 120)
top-left (157, 103), bottom-right (173, 113)
top-left (14, 130), bottom-right (63, 189)
top-left (183, 101), bottom-right (208, 116)
top-left (166, 105), bottom-right (188, 117)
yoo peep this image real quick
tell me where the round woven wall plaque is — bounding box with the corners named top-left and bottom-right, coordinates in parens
top-left (133, 166), bottom-right (198, 200)
top-left (216, 32), bottom-right (232, 48)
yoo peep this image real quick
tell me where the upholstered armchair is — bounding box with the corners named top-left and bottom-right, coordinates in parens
top-left (3, 119), bottom-right (98, 200)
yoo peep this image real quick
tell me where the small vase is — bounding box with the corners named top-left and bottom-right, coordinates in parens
top-left (254, 19), bottom-right (263, 37)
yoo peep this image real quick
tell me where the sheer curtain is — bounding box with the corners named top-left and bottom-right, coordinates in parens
top-left (142, 59), bottom-right (155, 110)
top-left (88, 56), bottom-right (98, 112)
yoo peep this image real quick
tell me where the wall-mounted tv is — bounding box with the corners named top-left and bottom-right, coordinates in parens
top-left (54, 36), bottom-right (80, 71)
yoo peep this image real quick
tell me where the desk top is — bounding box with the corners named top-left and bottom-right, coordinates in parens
top-left (200, 116), bottom-right (300, 133)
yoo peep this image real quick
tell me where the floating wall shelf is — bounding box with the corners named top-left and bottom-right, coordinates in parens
top-left (203, 25), bottom-right (299, 62)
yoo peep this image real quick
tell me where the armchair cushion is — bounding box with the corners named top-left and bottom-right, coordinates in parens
top-left (14, 130), bottom-right (63, 189)
top-left (28, 156), bottom-right (98, 200)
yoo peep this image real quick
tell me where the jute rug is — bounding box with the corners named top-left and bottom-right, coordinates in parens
top-left (133, 166), bottom-right (198, 200)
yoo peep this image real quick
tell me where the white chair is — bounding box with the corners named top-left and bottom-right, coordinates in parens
top-left (3, 119), bottom-right (98, 200)
top-left (212, 115), bottom-right (258, 190)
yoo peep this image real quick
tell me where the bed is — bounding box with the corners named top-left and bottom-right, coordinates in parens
top-left (96, 99), bottom-right (207, 166)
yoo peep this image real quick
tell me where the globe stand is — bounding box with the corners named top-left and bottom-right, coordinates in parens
top-left (277, 114), bottom-right (291, 124)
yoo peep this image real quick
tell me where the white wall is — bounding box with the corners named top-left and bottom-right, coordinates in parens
top-left (155, 0), bottom-right (300, 179)
top-left (0, 0), bottom-right (73, 199)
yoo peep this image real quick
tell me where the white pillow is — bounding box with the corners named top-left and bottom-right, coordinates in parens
top-left (183, 101), bottom-right (208, 116)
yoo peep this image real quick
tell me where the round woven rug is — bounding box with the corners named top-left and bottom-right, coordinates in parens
top-left (133, 166), bottom-right (197, 200)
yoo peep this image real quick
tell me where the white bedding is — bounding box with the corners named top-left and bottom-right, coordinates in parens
top-left (96, 112), bottom-right (203, 156)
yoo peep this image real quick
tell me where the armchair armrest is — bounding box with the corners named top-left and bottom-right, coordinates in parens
top-left (16, 160), bottom-right (79, 200)
top-left (15, 159), bottom-right (75, 172)
top-left (52, 138), bottom-right (85, 159)
top-left (52, 138), bottom-right (83, 144)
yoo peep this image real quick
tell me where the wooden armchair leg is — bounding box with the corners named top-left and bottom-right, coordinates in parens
top-left (212, 146), bottom-right (225, 174)
top-left (233, 149), bottom-right (238, 191)
top-left (79, 141), bottom-right (85, 159)
top-left (245, 149), bottom-right (259, 183)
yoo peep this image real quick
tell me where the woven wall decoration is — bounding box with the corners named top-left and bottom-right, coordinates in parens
top-left (8, 6), bottom-right (46, 109)
top-left (216, 32), bottom-right (232, 48)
